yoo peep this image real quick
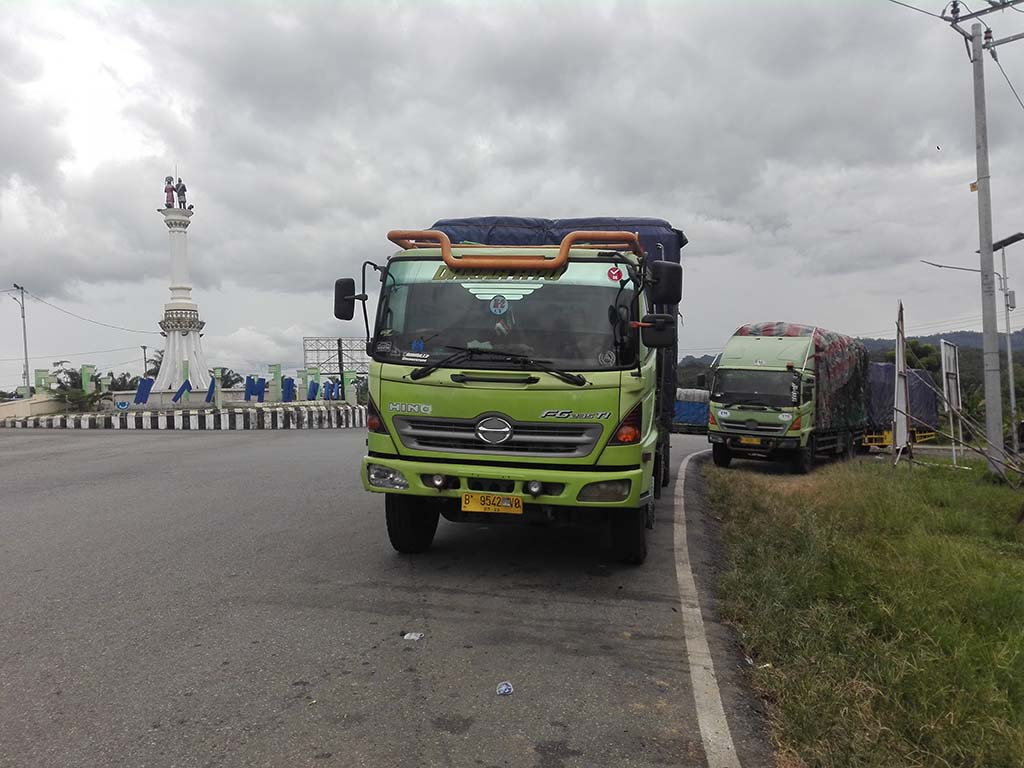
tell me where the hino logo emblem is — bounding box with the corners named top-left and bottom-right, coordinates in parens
top-left (475, 416), bottom-right (513, 445)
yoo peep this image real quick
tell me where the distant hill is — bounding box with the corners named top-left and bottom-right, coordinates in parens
top-left (859, 329), bottom-right (1024, 353)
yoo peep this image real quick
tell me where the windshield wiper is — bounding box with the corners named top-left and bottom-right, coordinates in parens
top-left (410, 346), bottom-right (587, 386)
top-left (408, 347), bottom-right (476, 380)
top-left (504, 355), bottom-right (588, 387)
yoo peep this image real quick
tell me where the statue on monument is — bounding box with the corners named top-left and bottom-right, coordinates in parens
top-left (164, 176), bottom-right (175, 208)
top-left (175, 177), bottom-right (188, 209)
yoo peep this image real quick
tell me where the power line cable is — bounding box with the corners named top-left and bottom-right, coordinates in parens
top-left (993, 56), bottom-right (1024, 111)
top-left (886, 0), bottom-right (945, 18)
top-left (27, 292), bottom-right (160, 335)
top-left (957, 2), bottom-right (993, 30)
top-left (0, 345), bottom-right (140, 363)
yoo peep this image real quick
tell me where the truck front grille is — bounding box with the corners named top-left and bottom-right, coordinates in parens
top-left (394, 416), bottom-right (603, 458)
top-left (720, 419), bottom-right (788, 435)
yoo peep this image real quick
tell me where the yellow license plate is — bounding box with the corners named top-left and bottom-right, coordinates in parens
top-left (739, 436), bottom-right (762, 446)
top-left (461, 493), bottom-right (523, 514)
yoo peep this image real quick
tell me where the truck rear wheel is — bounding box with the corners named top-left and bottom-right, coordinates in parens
top-left (385, 495), bottom-right (439, 554)
top-left (843, 434), bottom-right (858, 461)
top-left (611, 508), bottom-right (647, 565)
top-left (712, 443), bottom-right (732, 468)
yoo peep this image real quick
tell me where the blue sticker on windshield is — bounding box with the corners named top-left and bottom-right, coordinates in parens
top-left (489, 295), bottom-right (509, 316)
top-left (411, 338), bottom-right (425, 353)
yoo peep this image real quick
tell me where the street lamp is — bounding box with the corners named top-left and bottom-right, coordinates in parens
top-left (995, 233), bottom-right (1024, 454)
top-left (11, 283), bottom-right (29, 392)
top-left (922, 229), bottom-right (1024, 454)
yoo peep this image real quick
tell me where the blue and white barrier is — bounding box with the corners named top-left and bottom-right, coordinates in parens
top-left (1, 404), bottom-right (367, 431)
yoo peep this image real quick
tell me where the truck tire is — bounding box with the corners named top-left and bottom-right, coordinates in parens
top-left (712, 443), bottom-right (732, 468)
top-left (844, 434), bottom-right (858, 461)
top-left (611, 507), bottom-right (647, 565)
top-left (791, 436), bottom-right (815, 475)
top-left (385, 495), bottom-right (439, 554)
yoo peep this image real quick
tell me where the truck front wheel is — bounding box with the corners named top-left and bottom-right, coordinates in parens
top-left (791, 436), bottom-right (815, 475)
top-left (611, 508), bottom-right (647, 565)
top-left (385, 495), bottom-right (440, 554)
top-left (712, 443), bottom-right (732, 468)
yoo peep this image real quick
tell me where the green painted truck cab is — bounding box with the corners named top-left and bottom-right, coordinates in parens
top-left (335, 227), bottom-right (683, 563)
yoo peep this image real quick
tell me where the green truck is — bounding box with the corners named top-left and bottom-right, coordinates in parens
top-left (705, 322), bottom-right (869, 474)
top-left (334, 217), bottom-right (685, 564)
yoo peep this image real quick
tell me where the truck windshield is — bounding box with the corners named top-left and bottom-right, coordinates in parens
top-left (712, 369), bottom-right (797, 408)
top-left (373, 258), bottom-right (637, 370)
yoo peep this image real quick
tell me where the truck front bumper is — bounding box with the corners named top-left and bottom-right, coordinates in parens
top-left (361, 454), bottom-right (647, 508)
top-left (707, 432), bottom-right (801, 452)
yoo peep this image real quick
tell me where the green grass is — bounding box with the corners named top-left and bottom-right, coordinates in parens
top-left (705, 458), bottom-right (1024, 768)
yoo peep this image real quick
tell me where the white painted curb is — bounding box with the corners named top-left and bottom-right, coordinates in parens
top-left (0, 405), bottom-right (369, 432)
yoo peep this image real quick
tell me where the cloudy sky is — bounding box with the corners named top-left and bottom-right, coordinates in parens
top-left (2, 0), bottom-right (1024, 389)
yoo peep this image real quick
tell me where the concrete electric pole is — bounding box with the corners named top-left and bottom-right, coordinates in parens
top-left (970, 22), bottom-right (1004, 468)
top-left (141, 345), bottom-right (148, 377)
top-left (942, 1), bottom-right (1024, 470)
top-left (11, 283), bottom-right (29, 392)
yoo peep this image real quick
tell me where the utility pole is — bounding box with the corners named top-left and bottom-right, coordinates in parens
top-left (970, 22), bottom-right (1004, 468)
top-left (941, 0), bottom-right (1024, 470)
top-left (141, 345), bottom-right (148, 377)
top-left (11, 283), bottom-right (29, 391)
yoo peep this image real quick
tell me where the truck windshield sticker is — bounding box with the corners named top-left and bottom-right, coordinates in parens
top-left (607, 266), bottom-right (622, 282)
top-left (489, 295), bottom-right (509, 315)
top-left (597, 350), bottom-right (615, 367)
top-left (432, 265), bottom-right (565, 282)
top-left (410, 338), bottom-right (425, 353)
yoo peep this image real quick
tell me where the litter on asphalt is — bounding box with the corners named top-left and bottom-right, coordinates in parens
top-left (403, 632), bottom-right (424, 641)
top-left (496, 681), bottom-right (514, 696)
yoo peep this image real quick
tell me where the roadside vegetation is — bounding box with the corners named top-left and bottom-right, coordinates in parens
top-left (706, 457), bottom-right (1024, 767)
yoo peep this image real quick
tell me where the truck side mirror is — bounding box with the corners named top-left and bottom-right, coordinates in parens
top-left (648, 261), bottom-right (682, 305)
top-left (334, 278), bottom-right (357, 320)
top-left (696, 373), bottom-right (707, 388)
top-left (640, 314), bottom-right (676, 348)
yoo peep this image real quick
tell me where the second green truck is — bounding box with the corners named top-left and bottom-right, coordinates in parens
top-left (705, 322), bottom-right (869, 473)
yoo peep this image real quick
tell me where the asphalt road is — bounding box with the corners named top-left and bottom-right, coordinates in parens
top-left (0, 431), bottom-right (770, 767)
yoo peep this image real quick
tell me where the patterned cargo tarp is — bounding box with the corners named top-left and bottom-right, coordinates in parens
top-left (734, 322), bottom-right (869, 432)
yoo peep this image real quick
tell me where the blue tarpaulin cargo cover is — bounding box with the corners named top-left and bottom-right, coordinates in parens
top-left (674, 400), bottom-right (709, 427)
top-left (867, 362), bottom-right (940, 430)
top-left (430, 216), bottom-right (687, 263)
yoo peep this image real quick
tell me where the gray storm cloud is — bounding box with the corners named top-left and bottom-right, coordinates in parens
top-left (1, 0), bottom-right (1023, 386)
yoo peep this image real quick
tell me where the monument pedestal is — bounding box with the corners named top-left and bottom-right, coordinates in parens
top-left (153, 206), bottom-right (210, 391)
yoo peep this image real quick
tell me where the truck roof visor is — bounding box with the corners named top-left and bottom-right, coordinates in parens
top-left (386, 229), bottom-right (643, 272)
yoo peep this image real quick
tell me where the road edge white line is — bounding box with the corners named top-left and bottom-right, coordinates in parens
top-left (674, 450), bottom-right (741, 768)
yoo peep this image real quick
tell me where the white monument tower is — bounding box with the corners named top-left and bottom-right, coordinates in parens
top-left (154, 176), bottom-right (210, 391)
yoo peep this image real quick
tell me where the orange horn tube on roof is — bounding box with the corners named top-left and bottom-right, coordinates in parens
top-left (386, 229), bottom-right (643, 271)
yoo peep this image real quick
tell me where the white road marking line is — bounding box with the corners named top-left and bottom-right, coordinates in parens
top-left (674, 450), bottom-right (741, 768)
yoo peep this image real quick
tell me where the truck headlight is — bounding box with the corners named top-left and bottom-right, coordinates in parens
top-left (577, 479), bottom-right (631, 502)
top-left (367, 464), bottom-right (409, 490)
